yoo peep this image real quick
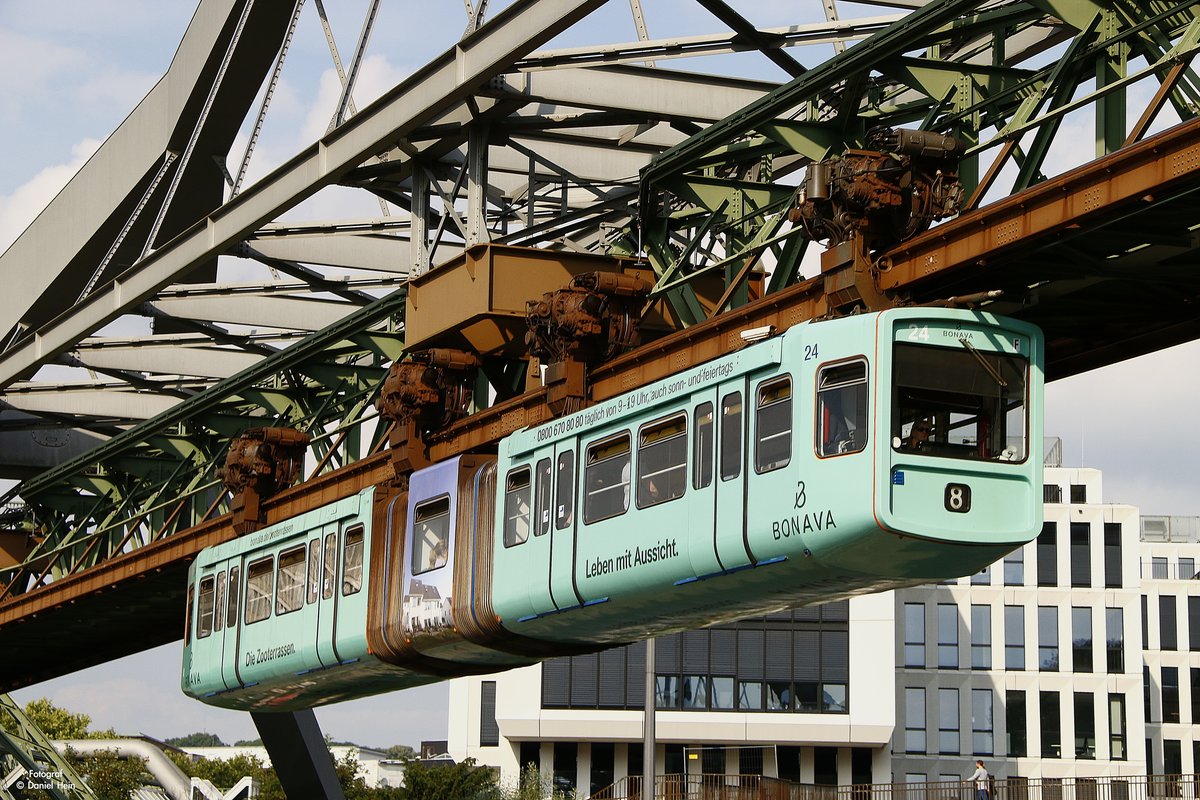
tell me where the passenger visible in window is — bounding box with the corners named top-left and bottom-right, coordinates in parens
top-left (428, 541), bottom-right (447, 571)
top-left (902, 420), bottom-right (932, 451)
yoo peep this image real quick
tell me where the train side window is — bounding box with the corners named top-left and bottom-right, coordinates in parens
top-left (306, 538), bottom-right (320, 605)
top-left (755, 376), bottom-right (792, 473)
top-left (693, 402), bottom-right (714, 489)
top-left (637, 413), bottom-right (687, 508)
top-left (245, 557), bottom-right (274, 625)
top-left (197, 576), bottom-right (215, 639)
top-left (226, 566), bottom-right (240, 629)
top-left (412, 496), bottom-right (451, 575)
top-left (720, 393), bottom-right (743, 481)
top-left (555, 451), bottom-right (575, 529)
top-left (816, 360), bottom-right (868, 457)
top-left (504, 467), bottom-right (532, 547)
top-left (323, 531), bottom-right (336, 600)
top-left (535, 458), bottom-right (552, 536)
top-left (185, 583), bottom-right (194, 645)
top-left (342, 526), bottom-right (364, 596)
top-left (214, 571), bottom-right (226, 633)
top-left (276, 546), bottom-right (306, 616)
top-left (584, 432), bottom-right (631, 524)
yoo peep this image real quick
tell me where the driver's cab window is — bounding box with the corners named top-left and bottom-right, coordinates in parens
top-left (412, 496), bottom-right (451, 574)
top-left (816, 360), bottom-right (868, 457)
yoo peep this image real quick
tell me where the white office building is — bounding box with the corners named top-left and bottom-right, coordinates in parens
top-left (892, 463), bottom-right (1146, 781)
top-left (448, 443), bottom-right (1193, 792)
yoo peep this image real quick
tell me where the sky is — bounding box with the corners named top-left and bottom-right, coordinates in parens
top-left (2, 0), bottom-right (1199, 750)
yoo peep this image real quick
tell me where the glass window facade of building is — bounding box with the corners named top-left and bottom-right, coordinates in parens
top-left (1041, 691), bottom-right (1062, 758)
top-left (1070, 484), bottom-right (1087, 503)
top-left (1005, 606), bottom-right (1025, 670)
top-left (542, 604), bottom-right (850, 714)
top-left (1070, 523), bottom-right (1091, 587)
top-left (938, 604), bottom-right (958, 669)
top-left (1162, 666), bottom-right (1180, 723)
top-left (1072, 606), bottom-right (1093, 673)
top-left (905, 688), bottom-right (926, 754)
top-left (1109, 694), bottom-right (1127, 761)
top-left (1106, 608), bottom-right (1124, 673)
top-left (1038, 523), bottom-right (1058, 586)
top-left (971, 689), bottom-right (993, 756)
top-left (1189, 596), bottom-right (1200, 651)
top-left (1161, 595), bottom-right (1178, 650)
top-left (1004, 548), bottom-right (1024, 586)
top-left (904, 603), bottom-right (925, 668)
top-left (1007, 689), bottom-right (1027, 757)
top-left (1038, 605), bottom-right (1059, 671)
top-left (1192, 669), bottom-right (1200, 724)
top-left (1103, 523), bottom-right (1122, 588)
top-left (938, 688), bottom-right (960, 755)
top-left (971, 605), bottom-right (991, 669)
top-left (1074, 692), bottom-right (1096, 759)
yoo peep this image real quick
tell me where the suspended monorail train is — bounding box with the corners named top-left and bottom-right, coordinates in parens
top-left (182, 307), bottom-right (1043, 710)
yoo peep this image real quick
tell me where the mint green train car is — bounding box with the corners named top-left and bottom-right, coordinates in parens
top-left (183, 308), bottom-right (1043, 711)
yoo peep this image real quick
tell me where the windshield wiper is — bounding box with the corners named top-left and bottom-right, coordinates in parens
top-left (959, 337), bottom-right (1007, 387)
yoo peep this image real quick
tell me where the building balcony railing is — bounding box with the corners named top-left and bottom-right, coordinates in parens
top-left (589, 775), bottom-right (1200, 800)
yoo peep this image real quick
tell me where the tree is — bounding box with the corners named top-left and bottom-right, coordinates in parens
top-left (165, 731), bottom-right (227, 747)
top-left (22, 698), bottom-right (91, 739)
top-left (169, 751), bottom-right (284, 800)
top-left (18, 698), bottom-right (148, 800)
top-left (384, 744), bottom-right (415, 760)
top-left (400, 757), bottom-right (501, 800)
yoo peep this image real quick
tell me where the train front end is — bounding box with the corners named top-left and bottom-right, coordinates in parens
top-left (872, 309), bottom-right (1044, 573)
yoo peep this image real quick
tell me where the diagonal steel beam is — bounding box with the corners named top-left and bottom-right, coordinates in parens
top-left (641, 0), bottom-right (981, 195)
top-left (0, 0), bottom-right (612, 390)
top-left (693, 0), bottom-right (807, 77)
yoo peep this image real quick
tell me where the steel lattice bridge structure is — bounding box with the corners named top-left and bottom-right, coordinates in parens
top-left (1, 0), bottom-right (1199, 693)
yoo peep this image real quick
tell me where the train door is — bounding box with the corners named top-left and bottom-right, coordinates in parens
top-left (520, 456), bottom-right (556, 614)
top-left (193, 570), bottom-right (230, 691)
top-left (686, 395), bottom-right (722, 578)
top-left (745, 373), bottom-right (795, 554)
top-left (547, 442), bottom-right (582, 609)
top-left (314, 523), bottom-right (341, 667)
top-left (714, 379), bottom-right (754, 569)
top-left (222, 561), bottom-right (242, 689)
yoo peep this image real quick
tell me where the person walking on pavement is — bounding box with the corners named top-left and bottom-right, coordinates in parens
top-left (967, 760), bottom-right (990, 800)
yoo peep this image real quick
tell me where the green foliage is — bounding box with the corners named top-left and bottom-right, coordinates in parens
top-left (400, 757), bottom-right (501, 800)
top-left (18, 698), bottom-right (149, 800)
top-left (23, 697), bottom-right (91, 739)
top-left (170, 751), bottom-right (284, 800)
top-left (165, 731), bottom-right (227, 747)
top-left (77, 749), bottom-right (148, 800)
top-left (384, 744), bottom-right (416, 760)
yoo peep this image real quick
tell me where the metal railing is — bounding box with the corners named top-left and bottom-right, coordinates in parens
top-left (591, 774), bottom-right (834, 800)
top-left (875, 776), bottom-right (1199, 800)
top-left (590, 775), bottom-right (1200, 800)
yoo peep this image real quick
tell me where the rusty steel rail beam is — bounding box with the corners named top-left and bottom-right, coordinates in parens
top-left (8, 117), bottom-right (1200, 669)
top-left (879, 115), bottom-right (1200, 288)
top-left (0, 452), bottom-right (392, 626)
top-left (429, 271), bottom-right (832, 459)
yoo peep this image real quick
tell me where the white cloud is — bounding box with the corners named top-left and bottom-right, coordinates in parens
top-left (0, 28), bottom-right (88, 102)
top-left (0, 137), bottom-right (101, 254)
top-left (300, 55), bottom-right (410, 147)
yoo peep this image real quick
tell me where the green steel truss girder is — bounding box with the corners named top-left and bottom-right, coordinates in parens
top-left (0, 694), bottom-right (96, 800)
top-left (632, 0), bottom-right (1200, 306)
top-left (0, 290), bottom-right (409, 598)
